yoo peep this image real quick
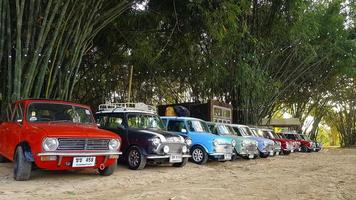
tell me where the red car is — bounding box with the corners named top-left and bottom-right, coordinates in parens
top-left (0, 99), bottom-right (122, 181)
top-left (258, 128), bottom-right (294, 155)
top-left (279, 133), bottom-right (301, 152)
top-left (282, 132), bottom-right (314, 153)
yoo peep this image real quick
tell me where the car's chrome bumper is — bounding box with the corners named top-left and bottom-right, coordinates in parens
top-left (147, 154), bottom-right (191, 159)
top-left (37, 151), bottom-right (122, 156)
top-left (209, 152), bottom-right (235, 156)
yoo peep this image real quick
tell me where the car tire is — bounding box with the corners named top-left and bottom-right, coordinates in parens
top-left (190, 146), bottom-right (208, 165)
top-left (0, 154), bottom-right (8, 163)
top-left (14, 146), bottom-right (32, 181)
top-left (259, 151), bottom-right (269, 158)
top-left (301, 146), bottom-right (308, 152)
top-left (173, 157), bottom-right (188, 167)
top-left (127, 146), bottom-right (147, 170)
top-left (283, 150), bottom-right (291, 155)
top-left (98, 160), bottom-right (117, 176)
top-left (231, 149), bottom-right (238, 161)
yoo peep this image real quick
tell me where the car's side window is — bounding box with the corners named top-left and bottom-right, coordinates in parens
top-left (97, 115), bottom-right (124, 129)
top-left (232, 127), bottom-right (243, 136)
top-left (12, 103), bottom-right (24, 122)
top-left (262, 131), bottom-right (270, 139)
top-left (167, 120), bottom-right (186, 133)
top-left (208, 125), bottom-right (218, 134)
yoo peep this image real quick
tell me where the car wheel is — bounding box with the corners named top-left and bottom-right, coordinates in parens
top-left (0, 154), bottom-right (8, 163)
top-left (173, 157), bottom-right (188, 167)
top-left (259, 151), bottom-right (269, 158)
top-left (231, 149), bottom-right (238, 161)
top-left (283, 150), bottom-right (291, 155)
top-left (14, 146), bottom-right (32, 181)
top-left (98, 160), bottom-right (117, 176)
top-left (301, 146), bottom-right (308, 152)
top-left (127, 146), bottom-right (147, 170)
top-left (191, 146), bottom-right (208, 165)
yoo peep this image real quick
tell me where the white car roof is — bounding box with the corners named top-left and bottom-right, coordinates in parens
top-left (160, 116), bottom-right (205, 121)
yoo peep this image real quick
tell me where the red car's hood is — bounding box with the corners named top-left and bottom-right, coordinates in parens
top-left (273, 138), bottom-right (290, 144)
top-left (28, 123), bottom-right (118, 139)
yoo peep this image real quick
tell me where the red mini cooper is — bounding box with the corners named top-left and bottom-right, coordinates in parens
top-left (0, 99), bottom-right (122, 181)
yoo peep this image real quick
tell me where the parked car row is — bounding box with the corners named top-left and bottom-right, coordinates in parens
top-left (0, 100), bottom-right (321, 181)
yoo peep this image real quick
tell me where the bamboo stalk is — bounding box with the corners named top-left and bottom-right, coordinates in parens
top-left (22, 0), bottom-right (53, 98)
top-left (5, 0), bottom-right (13, 101)
top-left (34, 0), bottom-right (68, 98)
top-left (13, 0), bottom-right (26, 100)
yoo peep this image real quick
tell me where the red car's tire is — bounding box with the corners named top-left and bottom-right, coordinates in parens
top-left (98, 160), bottom-right (117, 176)
top-left (282, 150), bottom-right (291, 155)
top-left (14, 146), bottom-right (32, 181)
top-left (0, 154), bottom-right (8, 163)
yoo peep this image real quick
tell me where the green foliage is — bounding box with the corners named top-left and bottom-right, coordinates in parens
top-left (74, 0), bottom-right (355, 132)
top-left (0, 0), bottom-right (131, 112)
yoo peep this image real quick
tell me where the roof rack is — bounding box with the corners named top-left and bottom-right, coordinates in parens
top-left (98, 103), bottom-right (156, 113)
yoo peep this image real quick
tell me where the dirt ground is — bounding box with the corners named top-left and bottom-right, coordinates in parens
top-left (0, 148), bottom-right (355, 200)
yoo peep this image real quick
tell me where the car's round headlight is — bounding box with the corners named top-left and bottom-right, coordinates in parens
top-left (182, 146), bottom-right (188, 153)
top-left (232, 140), bottom-right (236, 147)
top-left (213, 139), bottom-right (219, 146)
top-left (42, 138), bottom-right (59, 151)
top-left (185, 138), bottom-right (192, 146)
top-left (108, 139), bottom-right (120, 151)
top-left (163, 145), bottom-right (170, 153)
top-left (151, 137), bottom-right (161, 146)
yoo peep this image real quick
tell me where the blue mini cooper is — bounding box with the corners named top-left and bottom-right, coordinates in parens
top-left (161, 117), bottom-right (236, 164)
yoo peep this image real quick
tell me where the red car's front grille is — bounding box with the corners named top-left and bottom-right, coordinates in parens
top-left (58, 138), bottom-right (109, 150)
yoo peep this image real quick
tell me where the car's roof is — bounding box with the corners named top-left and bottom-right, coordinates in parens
top-left (96, 110), bottom-right (156, 114)
top-left (160, 116), bottom-right (204, 121)
top-left (18, 99), bottom-right (91, 109)
top-left (282, 132), bottom-right (298, 135)
top-left (229, 124), bottom-right (249, 128)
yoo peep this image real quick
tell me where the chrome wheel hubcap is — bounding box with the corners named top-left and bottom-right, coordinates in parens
top-left (129, 150), bottom-right (140, 167)
top-left (192, 148), bottom-right (203, 162)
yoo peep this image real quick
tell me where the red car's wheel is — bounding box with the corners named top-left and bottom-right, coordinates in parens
top-left (14, 146), bottom-right (32, 181)
top-left (98, 159), bottom-right (117, 176)
top-left (0, 154), bottom-right (8, 163)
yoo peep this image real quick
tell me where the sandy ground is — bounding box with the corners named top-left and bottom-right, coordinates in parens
top-left (0, 148), bottom-right (355, 200)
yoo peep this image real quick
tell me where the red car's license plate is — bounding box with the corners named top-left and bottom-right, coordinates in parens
top-left (72, 157), bottom-right (96, 167)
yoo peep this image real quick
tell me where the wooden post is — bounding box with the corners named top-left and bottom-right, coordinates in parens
top-left (127, 65), bottom-right (134, 103)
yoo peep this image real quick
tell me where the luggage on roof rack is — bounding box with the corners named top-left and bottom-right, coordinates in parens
top-left (98, 103), bottom-right (156, 113)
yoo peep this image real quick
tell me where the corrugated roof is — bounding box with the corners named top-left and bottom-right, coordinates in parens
top-left (260, 118), bottom-right (301, 127)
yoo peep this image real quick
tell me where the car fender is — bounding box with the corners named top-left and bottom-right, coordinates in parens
top-left (190, 144), bottom-right (209, 154)
top-left (15, 141), bottom-right (34, 162)
top-left (125, 144), bottom-right (149, 157)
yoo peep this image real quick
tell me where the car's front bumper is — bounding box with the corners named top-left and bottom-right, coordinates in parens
top-left (146, 154), bottom-right (191, 159)
top-left (209, 153), bottom-right (234, 161)
top-left (35, 151), bottom-right (121, 170)
top-left (37, 151), bottom-right (122, 156)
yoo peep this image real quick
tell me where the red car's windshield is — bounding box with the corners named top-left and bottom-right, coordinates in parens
top-left (27, 103), bottom-right (94, 124)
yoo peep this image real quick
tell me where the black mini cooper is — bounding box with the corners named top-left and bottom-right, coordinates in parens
top-left (95, 103), bottom-right (192, 170)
